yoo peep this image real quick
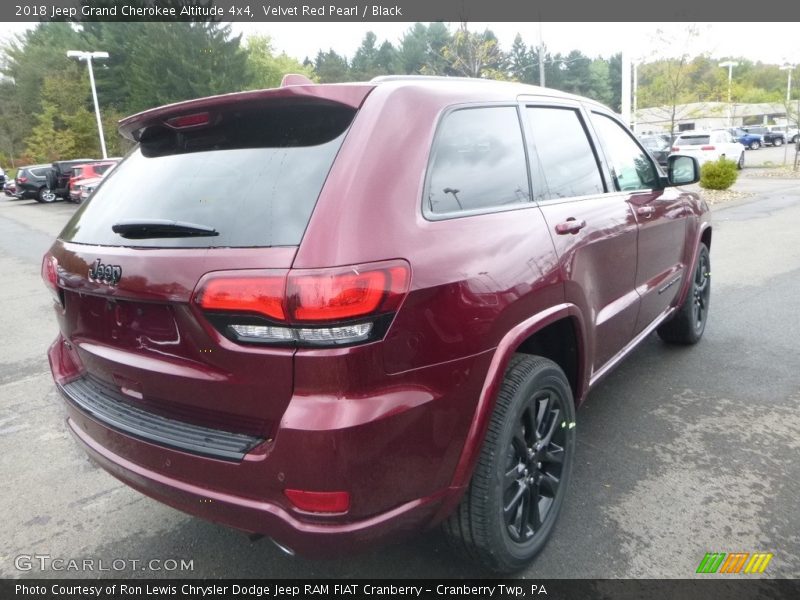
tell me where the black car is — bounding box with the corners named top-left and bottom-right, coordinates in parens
top-left (15, 164), bottom-right (57, 202)
top-left (638, 134), bottom-right (672, 167)
top-left (46, 158), bottom-right (96, 200)
top-left (0, 166), bottom-right (6, 188)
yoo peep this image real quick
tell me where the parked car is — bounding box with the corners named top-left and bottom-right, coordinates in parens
top-left (15, 164), bottom-right (57, 202)
top-left (75, 176), bottom-right (104, 203)
top-left (43, 76), bottom-right (710, 573)
top-left (46, 158), bottom-right (96, 200)
top-left (3, 178), bottom-right (16, 197)
top-left (68, 160), bottom-right (118, 202)
top-left (742, 125), bottom-right (785, 146)
top-left (0, 166), bottom-right (5, 188)
top-left (775, 126), bottom-right (800, 144)
top-left (729, 127), bottom-right (763, 150)
top-left (638, 133), bottom-right (672, 167)
top-left (671, 130), bottom-right (746, 168)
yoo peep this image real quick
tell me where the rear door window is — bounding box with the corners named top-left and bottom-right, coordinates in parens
top-left (426, 106), bottom-right (531, 216)
top-left (60, 103), bottom-right (356, 248)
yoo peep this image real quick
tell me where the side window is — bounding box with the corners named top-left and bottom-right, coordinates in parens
top-left (525, 106), bottom-right (605, 199)
top-left (591, 113), bottom-right (658, 191)
top-left (427, 106), bottom-right (530, 215)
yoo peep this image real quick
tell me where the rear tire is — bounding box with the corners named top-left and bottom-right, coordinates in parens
top-left (749, 140), bottom-right (760, 150)
top-left (657, 243), bottom-right (710, 345)
top-left (737, 153), bottom-right (744, 170)
top-left (442, 355), bottom-right (576, 573)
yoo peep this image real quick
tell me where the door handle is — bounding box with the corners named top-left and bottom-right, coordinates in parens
top-left (636, 206), bottom-right (656, 218)
top-left (555, 218), bottom-right (587, 235)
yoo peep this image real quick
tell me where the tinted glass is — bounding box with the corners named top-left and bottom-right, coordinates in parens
top-left (591, 113), bottom-right (658, 191)
top-left (640, 136), bottom-right (669, 151)
top-left (61, 104), bottom-right (354, 248)
top-left (526, 107), bottom-right (604, 199)
top-left (427, 107), bottom-right (530, 214)
top-left (677, 135), bottom-right (711, 145)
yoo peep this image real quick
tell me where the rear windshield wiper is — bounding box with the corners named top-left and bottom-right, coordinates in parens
top-left (112, 219), bottom-right (219, 239)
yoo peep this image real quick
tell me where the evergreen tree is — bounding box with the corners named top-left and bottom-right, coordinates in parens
top-left (244, 35), bottom-right (315, 89)
top-left (314, 49), bottom-right (351, 83)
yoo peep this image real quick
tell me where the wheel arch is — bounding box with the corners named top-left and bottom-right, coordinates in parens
top-left (431, 304), bottom-right (588, 524)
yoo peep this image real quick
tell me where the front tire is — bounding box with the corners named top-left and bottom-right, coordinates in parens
top-left (443, 355), bottom-right (576, 573)
top-left (737, 153), bottom-right (745, 170)
top-left (657, 243), bottom-right (710, 345)
top-left (37, 186), bottom-right (57, 203)
top-left (773, 138), bottom-right (783, 147)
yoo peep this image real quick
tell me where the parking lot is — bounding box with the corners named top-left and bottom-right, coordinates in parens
top-left (1, 174), bottom-right (799, 578)
top-left (741, 142), bottom-right (800, 168)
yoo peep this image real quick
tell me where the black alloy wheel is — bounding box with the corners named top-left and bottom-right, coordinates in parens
top-left (443, 355), bottom-right (576, 573)
top-left (503, 386), bottom-right (567, 544)
top-left (657, 243), bottom-right (711, 344)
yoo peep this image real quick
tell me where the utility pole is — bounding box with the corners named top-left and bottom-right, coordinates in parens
top-left (621, 52), bottom-right (631, 126)
top-left (538, 22), bottom-right (545, 87)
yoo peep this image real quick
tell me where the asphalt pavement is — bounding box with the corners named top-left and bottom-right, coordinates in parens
top-left (0, 176), bottom-right (798, 579)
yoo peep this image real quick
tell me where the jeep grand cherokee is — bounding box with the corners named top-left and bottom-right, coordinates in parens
top-left (44, 75), bottom-right (710, 573)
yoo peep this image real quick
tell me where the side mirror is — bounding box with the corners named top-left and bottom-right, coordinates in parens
top-left (667, 155), bottom-right (700, 186)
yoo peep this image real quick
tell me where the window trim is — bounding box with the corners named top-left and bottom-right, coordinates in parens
top-left (421, 102), bottom-right (535, 222)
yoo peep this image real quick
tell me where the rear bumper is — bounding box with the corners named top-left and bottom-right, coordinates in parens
top-left (50, 335), bottom-right (489, 556)
top-left (66, 415), bottom-right (447, 557)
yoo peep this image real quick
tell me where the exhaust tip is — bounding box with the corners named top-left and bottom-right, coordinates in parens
top-left (269, 537), bottom-right (296, 556)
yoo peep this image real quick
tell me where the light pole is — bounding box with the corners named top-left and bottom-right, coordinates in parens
top-left (67, 50), bottom-right (109, 159)
top-left (780, 64), bottom-right (795, 164)
top-left (719, 61), bottom-right (739, 128)
top-left (538, 22), bottom-right (545, 87)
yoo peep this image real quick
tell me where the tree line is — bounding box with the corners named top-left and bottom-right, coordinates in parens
top-left (0, 21), bottom-right (796, 167)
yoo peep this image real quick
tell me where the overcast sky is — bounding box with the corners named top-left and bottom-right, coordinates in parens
top-left (1, 22), bottom-right (799, 66)
top-left (233, 22), bottom-right (800, 65)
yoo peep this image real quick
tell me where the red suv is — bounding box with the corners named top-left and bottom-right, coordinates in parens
top-left (44, 77), bottom-right (710, 573)
top-left (68, 160), bottom-right (119, 202)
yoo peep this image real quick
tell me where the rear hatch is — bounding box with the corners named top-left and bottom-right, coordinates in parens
top-left (672, 134), bottom-right (711, 156)
top-left (47, 85), bottom-right (373, 443)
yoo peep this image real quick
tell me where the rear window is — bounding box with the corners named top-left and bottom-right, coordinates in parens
top-left (60, 103), bottom-right (355, 248)
top-left (676, 135), bottom-right (711, 146)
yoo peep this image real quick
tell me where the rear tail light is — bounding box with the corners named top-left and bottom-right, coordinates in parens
top-left (193, 260), bottom-right (410, 347)
top-left (289, 265), bottom-right (408, 321)
top-left (198, 276), bottom-right (286, 320)
top-left (17, 176), bottom-right (28, 183)
top-left (41, 254), bottom-right (63, 307)
top-left (701, 145), bottom-right (715, 151)
top-left (671, 147), bottom-right (679, 152)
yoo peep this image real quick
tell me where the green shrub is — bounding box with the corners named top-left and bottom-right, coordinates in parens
top-left (700, 157), bottom-right (738, 190)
